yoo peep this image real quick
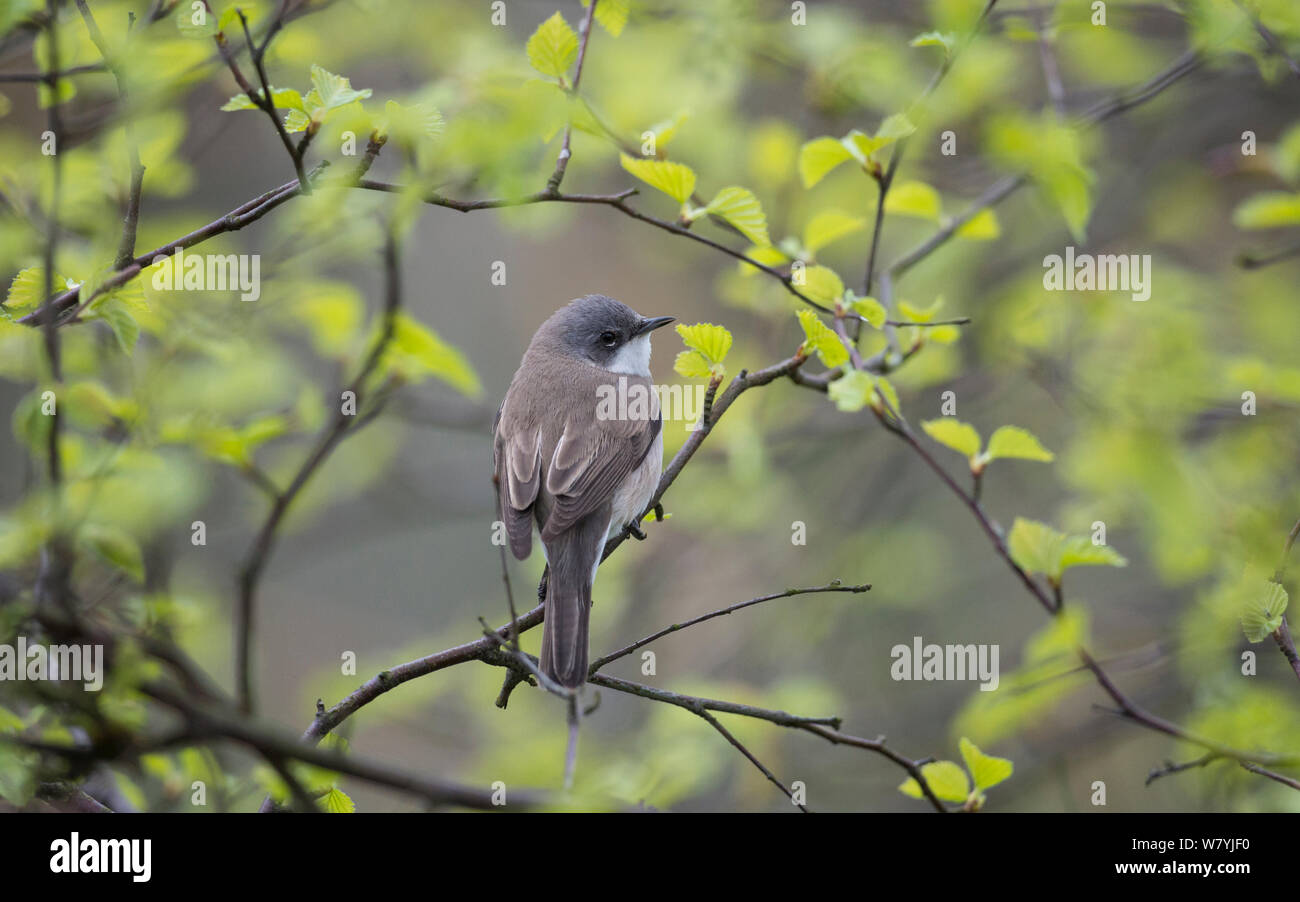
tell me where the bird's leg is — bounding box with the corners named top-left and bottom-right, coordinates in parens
top-left (653, 503), bottom-right (665, 522)
top-left (537, 565), bottom-right (549, 602)
top-left (626, 521), bottom-right (647, 541)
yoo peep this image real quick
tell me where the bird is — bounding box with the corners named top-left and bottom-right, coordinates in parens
top-left (493, 294), bottom-right (675, 690)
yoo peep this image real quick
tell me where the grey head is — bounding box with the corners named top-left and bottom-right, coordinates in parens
top-left (535, 294), bottom-right (675, 375)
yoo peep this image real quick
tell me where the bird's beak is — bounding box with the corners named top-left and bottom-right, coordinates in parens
top-left (633, 315), bottom-right (675, 337)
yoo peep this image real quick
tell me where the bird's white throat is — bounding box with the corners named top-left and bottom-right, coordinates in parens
top-left (604, 333), bottom-right (653, 377)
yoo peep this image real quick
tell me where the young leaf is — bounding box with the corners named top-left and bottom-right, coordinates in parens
top-left (921, 419), bottom-right (982, 459)
top-left (884, 180), bottom-right (942, 221)
top-left (798, 137), bottom-right (853, 188)
top-left (1242, 582), bottom-right (1289, 643)
top-left (6, 267), bottom-right (74, 311)
top-left (382, 314), bottom-right (481, 396)
top-left (674, 350), bottom-right (714, 380)
top-left (911, 31), bottom-right (956, 54)
top-left (220, 87), bottom-right (304, 112)
top-left (898, 760), bottom-right (969, 803)
top-left (321, 787), bottom-right (356, 813)
top-left (1007, 518), bottom-right (1065, 580)
top-left (796, 310), bottom-right (848, 368)
top-left (620, 154), bottom-right (696, 203)
top-left (799, 265), bottom-right (845, 304)
top-left (955, 208), bottom-right (1001, 240)
top-left (583, 0), bottom-right (628, 36)
top-left (1232, 192), bottom-right (1300, 229)
top-left (981, 425), bottom-right (1054, 464)
top-left (676, 322), bottom-right (732, 363)
top-left (526, 12), bottom-right (579, 79)
top-left (706, 186), bottom-right (771, 246)
top-left (850, 295), bottom-right (887, 329)
top-left (803, 210), bottom-right (866, 254)
top-left (309, 65), bottom-right (372, 111)
top-left (1057, 537), bottom-right (1128, 573)
top-left (827, 369), bottom-right (873, 412)
top-left (959, 737), bottom-right (1013, 792)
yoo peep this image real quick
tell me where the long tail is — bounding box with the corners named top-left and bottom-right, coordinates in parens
top-left (539, 513), bottom-right (605, 689)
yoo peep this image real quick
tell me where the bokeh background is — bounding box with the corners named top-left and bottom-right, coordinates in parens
top-left (2, 0), bottom-right (1300, 812)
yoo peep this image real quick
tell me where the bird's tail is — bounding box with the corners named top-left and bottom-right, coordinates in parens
top-left (539, 515), bottom-right (605, 689)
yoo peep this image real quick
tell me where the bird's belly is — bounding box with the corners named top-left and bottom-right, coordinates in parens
top-left (605, 429), bottom-right (664, 542)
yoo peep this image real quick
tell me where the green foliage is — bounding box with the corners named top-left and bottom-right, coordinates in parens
top-left (705, 186), bottom-right (771, 246)
top-left (899, 737), bottom-right (1014, 809)
top-left (620, 153), bottom-right (696, 204)
top-left (921, 420), bottom-right (1053, 473)
top-left (798, 113), bottom-right (916, 187)
top-left (796, 310), bottom-right (848, 368)
top-left (526, 12), bottom-right (579, 80)
top-left (985, 111), bottom-right (1095, 239)
top-left (1241, 581), bottom-right (1289, 643)
top-left (674, 322), bottom-right (732, 380)
top-left (1007, 518), bottom-right (1127, 586)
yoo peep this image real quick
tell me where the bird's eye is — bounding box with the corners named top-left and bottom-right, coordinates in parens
top-left (600, 331), bottom-right (618, 347)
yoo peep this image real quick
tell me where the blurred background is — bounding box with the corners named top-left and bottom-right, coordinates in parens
top-left (2, 0), bottom-right (1300, 812)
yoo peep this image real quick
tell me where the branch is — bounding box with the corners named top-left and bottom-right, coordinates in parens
top-left (234, 224), bottom-right (404, 714)
top-left (545, 0), bottom-right (598, 194)
top-left (73, 0), bottom-right (145, 269)
top-left (589, 580), bottom-right (870, 671)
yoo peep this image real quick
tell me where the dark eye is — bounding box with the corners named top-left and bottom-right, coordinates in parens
top-left (600, 331), bottom-right (618, 347)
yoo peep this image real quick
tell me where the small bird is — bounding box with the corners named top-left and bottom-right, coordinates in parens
top-left (493, 294), bottom-right (674, 689)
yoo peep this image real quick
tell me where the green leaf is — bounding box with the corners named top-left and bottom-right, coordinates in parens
top-left (985, 112), bottom-right (1095, 240)
top-left (798, 265), bottom-right (845, 304)
top-left (220, 87), bottom-right (305, 112)
top-left (89, 297), bottom-right (140, 355)
top-left (884, 180), bottom-right (942, 220)
top-left (706, 186), bottom-right (770, 246)
top-left (850, 295), bottom-right (887, 329)
top-left (1232, 192), bottom-right (1300, 229)
top-left (673, 350), bottom-right (714, 380)
top-left (1241, 582), bottom-right (1289, 643)
top-left (796, 310), bottom-right (848, 368)
top-left (954, 208), bottom-right (1001, 240)
top-left (382, 314), bottom-right (481, 396)
top-left (526, 11), bottom-right (579, 79)
top-left (959, 737), bottom-right (1013, 792)
top-left (620, 154), bottom-right (696, 203)
top-left (321, 787), bottom-right (356, 813)
top-left (798, 136), bottom-right (853, 188)
top-left (377, 99), bottom-right (444, 143)
top-left (899, 760), bottom-right (969, 803)
top-left (911, 30), bottom-right (956, 54)
top-left (981, 425), bottom-right (1054, 464)
top-left (802, 210), bottom-right (866, 254)
top-left (1007, 518), bottom-right (1065, 580)
top-left (921, 419), bottom-right (981, 459)
top-left (827, 369), bottom-right (873, 412)
top-left (1007, 518), bottom-right (1126, 583)
top-left (675, 322), bottom-right (732, 364)
top-left (875, 112), bottom-right (917, 142)
top-left (81, 524), bottom-right (145, 583)
top-left (584, 0), bottom-right (628, 36)
top-left (309, 65), bottom-right (372, 112)
top-left (5, 267), bottom-right (73, 311)
top-left (1057, 537), bottom-right (1128, 572)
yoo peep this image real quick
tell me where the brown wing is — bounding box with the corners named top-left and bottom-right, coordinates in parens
top-left (540, 406), bottom-right (660, 543)
top-left (493, 404), bottom-right (542, 560)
